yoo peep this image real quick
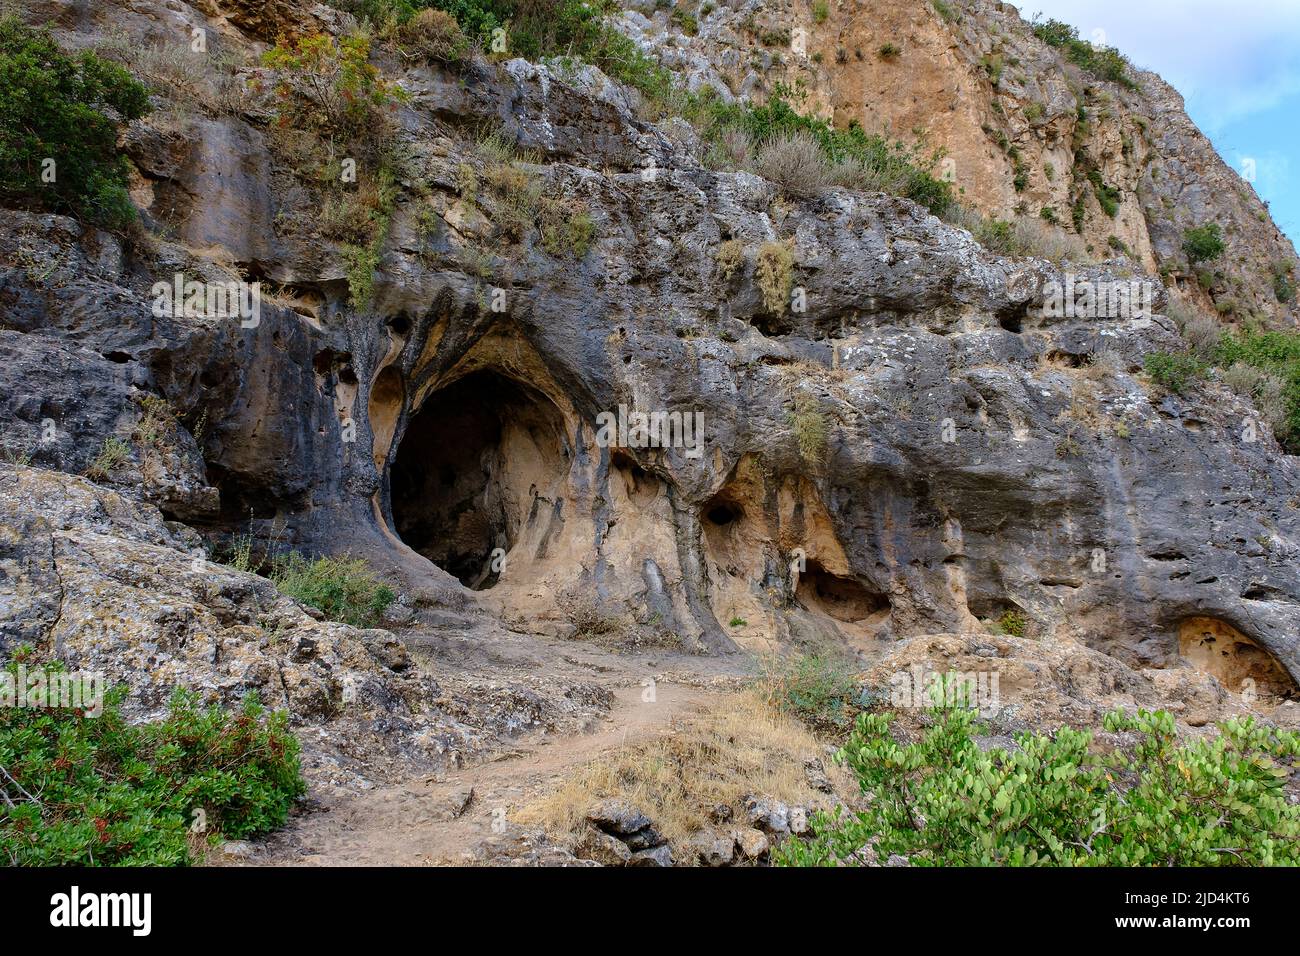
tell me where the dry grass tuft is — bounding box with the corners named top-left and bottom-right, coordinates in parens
top-left (753, 132), bottom-right (831, 198)
top-left (517, 691), bottom-right (838, 846)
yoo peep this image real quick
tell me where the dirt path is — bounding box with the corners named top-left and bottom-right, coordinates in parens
top-left (249, 677), bottom-right (727, 866)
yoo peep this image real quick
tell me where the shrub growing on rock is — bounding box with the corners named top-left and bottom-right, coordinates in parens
top-left (271, 553), bottom-right (396, 628)
top-left (776, 698), bottom-right (1300, 866)
top-left (753, 131), bottom-right (831, 199)
top-left (0, 662), bottom-right (305, 865)
top-left (1143, 350), bottom-right (1206, 394)
top-left (761, 653), bottom-right (862, 731)
top-left (399, 8), bottom-right (471, 63)
top-left (1183, 223), bottom-right (1226, 265)
top-left (261, 31), bottom-right (408, 146)
top-left (0, 16), bottom-right (150, 229)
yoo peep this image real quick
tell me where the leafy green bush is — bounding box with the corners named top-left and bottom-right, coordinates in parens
top-left (271, 553), bottom-right (396, 628)
top-left (1183, 223), bottom-right (1226, 264)
top-left (0, 663), bottom-right (304, 865)
top-left (1144, 350), bottom-right (1206, 394)
top-left (776, 701), bottom-right (1300, 866)
top-left (1216, 325), bottom-right (1300, 450)
top-left (995, 609), bottom-right (1028, 637)
top-left (0, 16), bottom-right (150, 229)
top-left (1031, 17), bottom-right (1136, 89)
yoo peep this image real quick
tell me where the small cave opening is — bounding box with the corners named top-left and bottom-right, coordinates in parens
top-left (700, 488), bottom-right (764, 579)
top-left (706, 503), bottom-right (740, 526)
top-left (389, 370), bottom-right (568, 590)
top-left (1178, 617), bottom-right (1298, 701)
top-left (996, 303), bottom-right (1028, 334)
top-left (611, 450), bottom-right (660, 507)
top-left (796, 560), bottom-right (889, 623)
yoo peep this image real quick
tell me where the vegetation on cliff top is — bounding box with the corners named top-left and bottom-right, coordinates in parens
top-left (1031, 16), bottom-right (1137, 90)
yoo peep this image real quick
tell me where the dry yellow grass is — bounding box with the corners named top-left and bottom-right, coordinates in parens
top-left (517, 691), bottom-right (842, 846)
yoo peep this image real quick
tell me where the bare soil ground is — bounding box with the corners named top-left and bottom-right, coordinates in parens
top-left (240, 621), bottom-right (756, 866)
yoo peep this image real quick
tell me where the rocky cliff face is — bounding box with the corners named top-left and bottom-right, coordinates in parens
top-left (639, 0), bottom-right (1299, 322)
top-left (2, 0), bottom-right (1298, 746)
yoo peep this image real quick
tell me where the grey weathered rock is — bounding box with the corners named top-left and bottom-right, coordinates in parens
top-left (629, 844), bottom-right (674, 867)
top-left (586, 800), bottom-right (653, 837)
top-left (689, 828), bottom-right (737, 867)
top-left (575, 827), bottom-right (634, 866)
top-left (743, 797), bottom-right (791, 835)
top-left (735, 827), bottom-right (770, 860)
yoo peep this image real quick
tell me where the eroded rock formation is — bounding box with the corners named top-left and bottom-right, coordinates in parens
top-left (2, 0), bottom-right (1298, 748)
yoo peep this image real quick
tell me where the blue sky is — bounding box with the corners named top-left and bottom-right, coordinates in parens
top-left (1015, 0), bottom-right (1300, 247)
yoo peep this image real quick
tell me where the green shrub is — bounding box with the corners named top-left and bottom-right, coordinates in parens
top-left (539, 198), bottom-right (596, 258)
top-left (1273, 265), bottom-right (1296, 304)
top-left (813, 0), bottom-right (830, 24)
top-left (1216, 325), bottom-right (1300, 450)
top-left (1183, 223), bottom-right (1226, 264)
top-left (1032, 17), bottom-right (1135, 89)
top-left (762, 653), bottom-right (862, 731)
top-left (1087, 169), bottom-right (1121, 217)
top-left (671, 5), bottom-right (698, 36)
top-left (1144, 351), bottom-right (1206, 394)
top-left (0, 662), bottom-right (304, 865)
top-left (776, 701), bottom-right (1300, 866)
top-left (84, 436), bottom-right (131, 481)
top-left (271, 553), bottom-right (396, 628)
top-left (0, 16), bottom-right (150, 229)
top-left (878, 43), bottom-right (901, 60)
top-left (995, 608), bottom-right (1028, 636)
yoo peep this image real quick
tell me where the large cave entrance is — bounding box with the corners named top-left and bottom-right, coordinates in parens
top-left (389, 370), bottom-right (569, 589)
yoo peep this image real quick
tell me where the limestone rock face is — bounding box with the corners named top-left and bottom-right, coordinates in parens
top-left (632, 0), bottom-right (1298, 324)
top-left (1, 0), bottom-right (1298, 725)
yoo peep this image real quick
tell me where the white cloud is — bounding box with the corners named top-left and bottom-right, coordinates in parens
top-left (1013, 0), bottom-right (1300, 130)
